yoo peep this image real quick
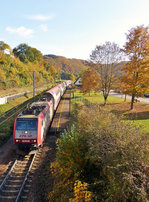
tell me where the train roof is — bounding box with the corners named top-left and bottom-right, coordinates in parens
top-left (47, 85), bottom-right (60, 95)
top-left (18, 101), bottom-right (49, 118)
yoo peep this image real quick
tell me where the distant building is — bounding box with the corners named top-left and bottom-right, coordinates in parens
top-left (0, 48), bottom-right (14, 58)
top-left (74, 77), bottom-right (82, 87)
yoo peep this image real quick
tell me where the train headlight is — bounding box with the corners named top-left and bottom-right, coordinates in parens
top-left (16, 140), bottom-right (19, 142)
top-left (33, 140), bottom-right (36, 143)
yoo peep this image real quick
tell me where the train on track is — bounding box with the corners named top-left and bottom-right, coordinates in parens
top-left (13, 80), bottom-right (72, 149)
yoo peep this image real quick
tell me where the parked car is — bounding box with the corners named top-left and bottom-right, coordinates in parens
top-left (144, 94), bottom-right (149, 97)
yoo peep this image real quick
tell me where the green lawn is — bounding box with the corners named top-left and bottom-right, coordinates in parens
top-left (128, 119), bottom-right (149, 135)
top-left (72, 90), bottom-right (149, 135)
top-left (72, 91), bottom-right (124, 104)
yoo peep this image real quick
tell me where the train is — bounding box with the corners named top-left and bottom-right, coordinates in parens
top-left (13, 80), bottom-right (72, 149)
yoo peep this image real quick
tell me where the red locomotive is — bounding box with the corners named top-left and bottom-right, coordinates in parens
top-left (13, 80), bottom-right (72, 149)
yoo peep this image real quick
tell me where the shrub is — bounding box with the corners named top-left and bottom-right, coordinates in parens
top-left (77, 104), bottom-right (149, 201)
top-left (49, 103), bottom-right (149, 201)
top-left (56, 124), bottom-right (88, 178)
top-left (69, 180), bottom-right (93, 202)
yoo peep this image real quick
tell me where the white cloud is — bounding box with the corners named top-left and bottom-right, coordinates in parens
top-left (0, 37), bottom-right (5, 42)
top-left (27, 14), bottom-right (53, 21)
top-left (6, 26), bottom-right (34, 38)
top-left (39, 24), bottom-right (48, 32)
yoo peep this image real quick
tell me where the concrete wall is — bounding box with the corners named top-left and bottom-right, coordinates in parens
top-left (0, 86), bottom-right (49, 105)
top-left (0, 97), bottom-right (7, 104)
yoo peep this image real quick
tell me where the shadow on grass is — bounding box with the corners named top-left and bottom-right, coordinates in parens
top-left (111, 108), bottom-right (149, 121)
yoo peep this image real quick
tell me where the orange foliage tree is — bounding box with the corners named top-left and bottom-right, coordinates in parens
top-left (81, 67), bottom-right (100, 95)
top-left (122, 25), bottom-right (149, 109)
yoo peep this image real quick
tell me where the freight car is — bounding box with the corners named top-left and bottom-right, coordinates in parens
top-left (13, 80), bottom-right (72, 149)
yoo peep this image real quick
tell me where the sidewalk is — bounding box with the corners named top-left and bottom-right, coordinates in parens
top-left (109, 90), bottom-right (149, 104)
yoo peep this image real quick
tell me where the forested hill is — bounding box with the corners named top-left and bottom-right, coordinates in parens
top-left (0, 41), bottom-right (88, 90)
top-left (44, 54), bottom-right (87, 75)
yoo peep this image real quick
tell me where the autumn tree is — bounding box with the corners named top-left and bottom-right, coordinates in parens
top-left (90, 41), bottom-right (122, 104)
top-left (81, 67), bottom-right (100, 95)
top-left (122, 25), bottom-right (149, 109)
top-left (48, 65), bottom-right (59, 82)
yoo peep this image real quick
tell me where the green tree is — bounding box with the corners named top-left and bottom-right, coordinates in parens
top-left (13, 43), bottom-right (43, 64)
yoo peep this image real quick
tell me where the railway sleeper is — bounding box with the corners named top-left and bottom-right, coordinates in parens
top-left (17, 161), bottom-right (32, 165)
top-left (1, 188), bottom-right (19, 192)
top-left (10, 171), bottom-right (27, 175)
top-left (3, 180), bottom-right (23, 187)
top-left (1, 189), bottom-right (19, 197)
top-left (8, 179), bottom-right (23, 182)
top-left (13, 169), bottom-right (29, 173)
top-left (25, 184), bottom-right (31, 188)
top-left (8, 175), bottom-right (25, 180)
top-left (21, 195), bottom-right (27, 200)
top-left (0, 195), bottom-right (16, 199)
top-left (23, 189), bottom-right (29, 193)
top-left (4, 184), bottom-right (21, 188)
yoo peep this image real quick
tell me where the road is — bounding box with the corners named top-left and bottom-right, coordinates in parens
top-left (109, 90), bottom-right (149, 104)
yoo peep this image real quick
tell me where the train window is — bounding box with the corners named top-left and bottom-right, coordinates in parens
top-left (27, 120), bottom-right (37, 130)
top-left (16, 121), bottom-right (26, 130)
top-left (16, 118), bottom-right (37, 130)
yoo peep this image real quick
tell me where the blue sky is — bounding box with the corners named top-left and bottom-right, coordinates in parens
top-left (1, 0), bottom-right (149, 59)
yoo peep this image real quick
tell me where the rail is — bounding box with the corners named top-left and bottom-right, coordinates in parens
top-left (0, 159), bottom-right (18, 190)
top-left (0, 151), bottom-right (39, 201)
top-left (15, 153), bottom-right (37, 202)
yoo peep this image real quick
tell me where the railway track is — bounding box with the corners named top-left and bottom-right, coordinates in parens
top-left (0, 149), bottom-right (41, 202)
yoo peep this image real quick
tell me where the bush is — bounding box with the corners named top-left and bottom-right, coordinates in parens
top-left (49, 103), bottom-right (149, 201)
top-left (48, 125), bottom-right (90, 201)
top-left (77, 104), bottom-right (149, 201)
top-left (56, 124), bottom-right (88, 178)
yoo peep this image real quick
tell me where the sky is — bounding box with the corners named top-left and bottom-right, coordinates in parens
top-left (1, 0), bottom-right (149, 60)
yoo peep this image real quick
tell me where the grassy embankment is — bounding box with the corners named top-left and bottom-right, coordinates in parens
top-left (0, 83), bottom-right (50, 97)
top-left (71, 90), bottom-right (149, 135)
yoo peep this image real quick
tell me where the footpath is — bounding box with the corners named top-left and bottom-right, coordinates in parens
top-left (109, 90), bottom-right (149, 104)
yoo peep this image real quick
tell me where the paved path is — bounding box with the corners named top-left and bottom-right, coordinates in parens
top-left (109, 90), bottom-right (149, 104)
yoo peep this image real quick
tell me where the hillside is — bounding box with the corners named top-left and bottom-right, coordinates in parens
top-left (0, 42), bottom-right (89, 91)
top-left (44, 54), bottom-right (88, 75)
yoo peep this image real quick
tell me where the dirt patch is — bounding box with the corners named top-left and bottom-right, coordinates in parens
top-left (0, 136), bottom-right (17, 176)
top-left (107, 101), bottom-right (149, 119)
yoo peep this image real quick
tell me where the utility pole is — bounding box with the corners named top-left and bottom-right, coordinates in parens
top-left (25, 71), bottom-right (36, 100)
top-left (33, 71), bottom-right (35, 99)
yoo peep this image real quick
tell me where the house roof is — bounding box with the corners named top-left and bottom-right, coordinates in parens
top-left (74, 77), bottom-right (82, 86)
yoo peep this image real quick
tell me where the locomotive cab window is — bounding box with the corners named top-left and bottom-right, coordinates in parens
top-left (16, 118), bottom-right (37, 130)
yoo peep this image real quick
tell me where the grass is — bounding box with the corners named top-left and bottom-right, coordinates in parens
top-left (72, 90), bottom-right (149, 135)
top-left (0, 83), bottom-right (50, 97)
top-left (0, 94), bottom-right (33, 116)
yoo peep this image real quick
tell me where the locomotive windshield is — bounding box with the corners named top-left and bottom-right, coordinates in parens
top-left (16, 118), bottom-right (37, 130)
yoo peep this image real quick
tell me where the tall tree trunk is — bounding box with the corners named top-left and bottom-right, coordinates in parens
top-left (104, 95), bottom-right (108, 105)
top-left (124, 94), bottom-right (127, 102)
top-left (131, 93), bottom-right (135, 110)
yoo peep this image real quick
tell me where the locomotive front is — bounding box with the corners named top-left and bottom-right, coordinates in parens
top-left (13, 114), bottom-right (39, 149)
